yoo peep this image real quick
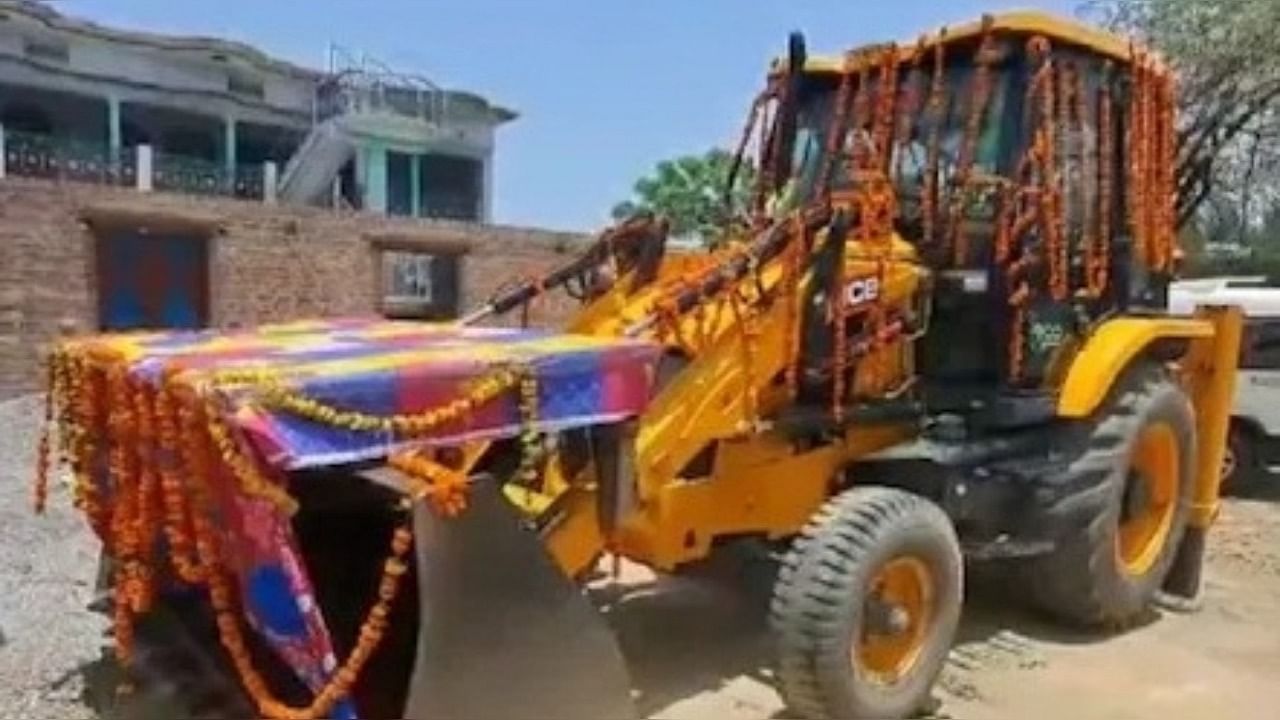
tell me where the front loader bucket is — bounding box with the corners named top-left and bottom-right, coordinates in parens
top-left (402, 476), bottom-right (636, 720)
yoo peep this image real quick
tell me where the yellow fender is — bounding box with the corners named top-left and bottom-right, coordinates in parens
top-left (1057, 308), bottom-right (1243, 531)
top-left (1056, 316), bottom-right (1214, 419)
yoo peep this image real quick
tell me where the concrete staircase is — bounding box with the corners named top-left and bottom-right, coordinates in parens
top-left (277, 116), bottom-right (355, 206)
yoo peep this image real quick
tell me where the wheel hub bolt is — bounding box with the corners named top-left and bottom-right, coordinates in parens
top-left (887, 606), bottom-right (911, 635)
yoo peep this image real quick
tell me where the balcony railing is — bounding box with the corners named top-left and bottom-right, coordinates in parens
top-left (233, 164), bottom-right (266, 200)
top-left (0, 128), bottom-right (280, 203)
top-left (152, 150), bottom-right (228, 196)
top-left (0, 126), bottom-right (483, 223)
top-left (421, 196), bottom-right (481, 222)
top-left (317, 45), bottom-right (453, 125)
top-left (2, 129), bottom-right (135, 186)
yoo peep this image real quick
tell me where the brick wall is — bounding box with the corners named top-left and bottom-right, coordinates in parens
top-left (0, 177), bottom-right (591, 398)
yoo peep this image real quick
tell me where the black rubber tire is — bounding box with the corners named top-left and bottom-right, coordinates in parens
top-left (1221, 422), bottom-right (1257, 495)
top-left (1028, 363), bottom-right (1196, 627)
top-left (770, 486), bottom-right (963, 720)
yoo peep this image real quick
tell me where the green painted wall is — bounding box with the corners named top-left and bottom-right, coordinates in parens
top-left (410, 153), bottom-right (422, 217)
top-left (361, 141), bottom-right (389, 212)
top-left (107, 96), bottom-right (121, 155)
top-left (223, 119), bottom-right (237, 173)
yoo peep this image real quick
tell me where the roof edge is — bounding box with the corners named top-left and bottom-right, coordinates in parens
top-left (777, 10), bottom-right (1149, 76)
top-left (0, 0), bottom-right (320, 79)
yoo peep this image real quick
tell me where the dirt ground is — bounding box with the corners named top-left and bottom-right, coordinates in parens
top-left (4, 385), bottom-right (1279, 720)
top-left (602, 484), bottom-right (1280, 720)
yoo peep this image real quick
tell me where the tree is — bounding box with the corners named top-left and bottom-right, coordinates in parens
top-left (612, 149), bottom-right (756, 247)
top-left (1082, 0), bottom-right (1280, 229)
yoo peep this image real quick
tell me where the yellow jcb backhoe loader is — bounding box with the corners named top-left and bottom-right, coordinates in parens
top-left (49, 11), bottom-right (1241, 720)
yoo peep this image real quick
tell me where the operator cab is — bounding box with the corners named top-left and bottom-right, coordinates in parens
top-left (741, 13), bottom-right (1178, 434)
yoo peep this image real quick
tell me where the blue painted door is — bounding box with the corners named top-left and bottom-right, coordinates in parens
top-left (97, 231), bottom-right (208, 331)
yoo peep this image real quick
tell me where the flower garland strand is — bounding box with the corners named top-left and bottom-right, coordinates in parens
top-left (156, 379), bottom-right (204, 584)
top-left (871, 44), bottom-right (900, 174)
top-left (203, 397), bottom-right (300, 515)
top-left (106, 366), bottom-right (147, 611)
top-left (131, 380), bottom-right (160, 613)
top-left (179, 396), bottom-right (413, 720)
top-left (1095, 68), bottom-right (1114, 296)
top-left (215, 365), bottom-right (521, 438)
top-left (104, 364), bottom-right (142, 690)
top-left (34, 352), bottom-right (58, 514)
top-left (387, 452), bottom-right (470, 517)
top-left (516, 368), bottom-right (543, 484)
top-left (948, 28), bottom-right (996, 266)
top-left (71, 355), bottom-right (108, 536)
top-left (921, 31), bottom-right (947, 249)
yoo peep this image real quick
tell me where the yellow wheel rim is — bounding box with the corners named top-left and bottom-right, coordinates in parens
top-left (1116, 422), bottom-right (1180, 576)
top-left (855, 556), bottom-right (933, 684)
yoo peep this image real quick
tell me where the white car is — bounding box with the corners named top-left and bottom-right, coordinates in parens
top-left (1170, 276), bottom-right (1280, 487)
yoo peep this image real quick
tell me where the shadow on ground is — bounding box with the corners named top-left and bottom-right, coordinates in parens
top-left (593, 547), bottom-right (1163, 719)
top-left (589, 549), bottom-right (781, 718)
top-left (1227, 468), bottom-right (1280, 502)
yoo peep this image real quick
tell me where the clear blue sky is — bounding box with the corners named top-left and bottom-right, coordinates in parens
top-left (65, 0), bottom-right (1076, 231)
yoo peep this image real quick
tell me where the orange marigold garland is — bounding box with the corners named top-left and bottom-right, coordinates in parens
top-left (1153, 69), bottom-right (1178, 273)
top-left (131, 379), bottom-right (161, 611)
top-left (847, 65), bottom-right (873, 174)
top-left (871, 44), bottom-right (900, 174)
top-left (948, 28), bottom-right (997, 266)
top-left (1096, 72), bottom-right (1115, 294)
top-left (204, 396), bottom-right (300, 516)
top-left (817, 69), bottom-right (854, 198)
top-left (103, 363), bottom-right (143, 688)
top-left (106, 365), bottom-right (147, 611)
top-left (831, 223), bottom-right (851, 421)
top-left (997, 36), bottom-right (1061, 383)
top-left (921, 30), bottom-right (948, 249)
top-left (1127, 50), bottom-right (1150, 267)
top-left (243, 365), bottom-right (521, 437)
top-left (388, 452), bottom-right (471, 518)
top-left (71, 355), bottom-right (108, 536)
top-left (895, 38), bottom-right (928, 177)
top-left (34, 352), bottom-right (58, 514)
top-left (516, 368), bottom-right (543, 481)
top-left (156, 378), bottom-right (203, 584)
top-left (181, 396), bottom-right (413, 720)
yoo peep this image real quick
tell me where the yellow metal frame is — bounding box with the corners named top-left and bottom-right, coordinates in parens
top-left (1056, 316), bottom-right (1214, 418)
top-left (616, 424), bottom-right (913, 569)
top-left (1181, 307), bottom-right (1244, 529)
top-left (1117, 421), bottom-right (1181, 575)
top-left (778, 10), bottom-right (1143, 78)
top-left (601, 235), bottom-right (926, 569)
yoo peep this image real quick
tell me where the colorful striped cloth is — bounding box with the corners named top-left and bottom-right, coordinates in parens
top-left (77, 317), bottom-right (660, 718)
top-left (99, 317), bottom-right (661, 468)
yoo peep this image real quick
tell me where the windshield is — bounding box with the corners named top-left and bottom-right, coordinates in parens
top-left (774, 62), bottom-right (1013, 213)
